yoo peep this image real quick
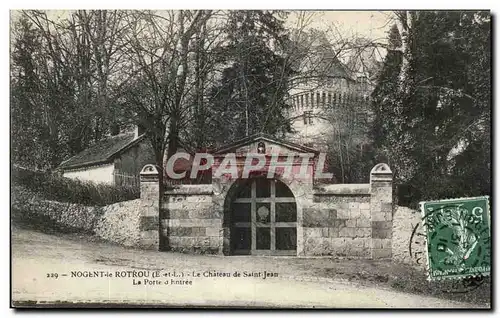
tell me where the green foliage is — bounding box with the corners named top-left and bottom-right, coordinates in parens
top-left (11, 184), bottom-right (101, 234)
top-left (12, 166), bottom-right (139, 206)
top-left (370, 50), bottom-right (403, 163)
top-left (371, 11), bottom-right (491, 207)
top-left (206, 11), bottom-right (296, 144)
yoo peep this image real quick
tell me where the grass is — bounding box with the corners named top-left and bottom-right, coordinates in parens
top-left (388, 268), bottom-right (491, 306)
top-left (307, 257), bottom-right (490, 306)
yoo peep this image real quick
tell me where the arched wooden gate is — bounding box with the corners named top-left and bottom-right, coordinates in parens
top-left (229, 178), bottom-right (297, 256)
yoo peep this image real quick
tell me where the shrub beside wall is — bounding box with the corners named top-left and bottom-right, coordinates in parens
top-left (11, 185), bottom-right (100, 234)
top-left (12, 165), bottom-right (139, 206)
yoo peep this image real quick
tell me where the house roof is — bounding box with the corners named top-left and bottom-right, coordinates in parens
top-left (58, 132), bottom-right (146, 170)
top-left (212, 132), bottom-right (320, 155)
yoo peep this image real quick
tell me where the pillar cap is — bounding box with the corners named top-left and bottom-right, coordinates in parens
top-left (370, 163), bottom-right (392, 175)
top-left (140, 164), bottom-right (159, 176)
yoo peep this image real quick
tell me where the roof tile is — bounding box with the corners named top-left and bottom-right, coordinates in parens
top-left (59, 133), bottom-right (139, 169)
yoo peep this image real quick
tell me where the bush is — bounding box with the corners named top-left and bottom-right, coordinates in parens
top-left (11, 166), bottom-right (139, 206)
top-left (11, 184), bottom-right (99, 234)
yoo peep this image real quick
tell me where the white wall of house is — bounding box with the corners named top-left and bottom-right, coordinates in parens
top-left (63, 163), bottom-right (115, 185)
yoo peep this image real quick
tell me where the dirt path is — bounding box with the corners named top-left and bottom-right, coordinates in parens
top-left (11, 227), bottom-right (487, 308)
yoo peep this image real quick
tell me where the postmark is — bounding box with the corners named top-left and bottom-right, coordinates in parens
top-left (409, 221), bottom-right (426, 266)
top-left (409, 222), bottom-right (487, 293)
top-left (419, 196), bottom-right (491, 281)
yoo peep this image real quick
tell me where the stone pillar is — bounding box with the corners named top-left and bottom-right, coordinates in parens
top-left (139, 164), bottom-right (160, 250)
top-left (370, 163), bottom-right (393, 259)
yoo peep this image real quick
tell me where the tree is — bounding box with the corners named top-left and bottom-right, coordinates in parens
top-left (370, 24), bottom-right (403, 164)
top-left (69, 10), bottom-right (130, 141)
top-left (282, 15), bottom-right (382, 182)
top-left (11, 12), bottom-right (79, 169)
top-left (387, 23), bottom-right (402, 50)
top-left (371, 11), bottom-right (491, 207)
top-left (11, 16), bottom-right (49, 169)
top-left (206, 10), bottom-right (296, 144)
top-left (182, 11), bottom-right (227, 150)
top-left (321, 96), bottom-right (373, 183)
top-left (11, 10), bottom-right (129, 169)
top-left (119, 10), bottom-right (213, 179)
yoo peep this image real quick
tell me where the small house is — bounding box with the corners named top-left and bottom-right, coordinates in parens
top-left (58, 128), bottom-right (155, 187)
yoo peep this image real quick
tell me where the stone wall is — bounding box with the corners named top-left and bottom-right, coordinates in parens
top-left (392, 206), bottom-right (427, 270)
top-left (300, 164), bottom-right (394, 259)
top-left (14, 161), bottom-right (396, 258)
top-left (304, 184), bottom-right (372, 257)
top-left (138, 162), bottom-right (394, 258)
top-left (161, 185), bottom-right (220, 254)
top-left (12, 184), bottom-right (143, 248)
top-left (94, 200), bottom-right (142, 247)
top-left (11, 185), bottom-right (100, 233)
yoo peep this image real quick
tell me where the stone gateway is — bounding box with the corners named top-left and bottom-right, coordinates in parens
top-left (138, 134), bottom-right (393, 259)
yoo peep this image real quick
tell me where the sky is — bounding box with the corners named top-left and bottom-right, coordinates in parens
top-left (11, 10), bottom-right (394, 44)
top-left (287, 11), bottom-right (393, 42)
top-left (10, 9), bottom-right (393, 65)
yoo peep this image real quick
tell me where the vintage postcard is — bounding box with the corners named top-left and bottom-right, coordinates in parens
top-left (10, 9), bottom-right (491, 309)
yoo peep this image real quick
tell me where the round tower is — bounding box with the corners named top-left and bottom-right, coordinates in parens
top-left (287, 73), bottom-right (370, 149)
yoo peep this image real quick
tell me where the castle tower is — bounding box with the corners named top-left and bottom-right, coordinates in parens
top-left (287, 63), bottom-right (371, 149)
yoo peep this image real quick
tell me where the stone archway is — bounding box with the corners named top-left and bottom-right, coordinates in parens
top-left (223, 177), bottom-right (297, 256)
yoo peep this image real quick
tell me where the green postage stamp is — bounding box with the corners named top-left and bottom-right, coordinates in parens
top-left (420, 196), bottom-right (491, 281)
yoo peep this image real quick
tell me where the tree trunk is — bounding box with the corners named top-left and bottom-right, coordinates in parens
top-left (396, 10), bottom-right (416, 96)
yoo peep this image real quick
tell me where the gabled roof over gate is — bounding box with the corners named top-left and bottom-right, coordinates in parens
top-left (212, 133), bottom-right (319, 155)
